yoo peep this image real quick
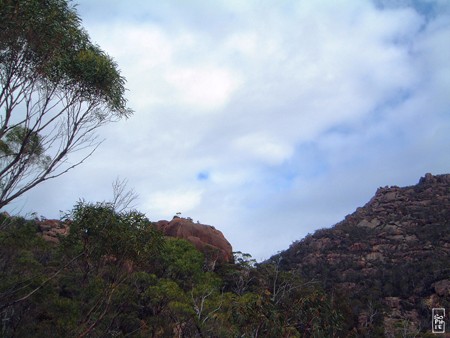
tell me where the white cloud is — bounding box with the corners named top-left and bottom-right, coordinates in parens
top-left (8, 0), bottom-right (450, 261)
top-left (232, 133), bottom-right (294, 165)
top-left (225, 33), bottom-right (259, 57)
top-left (145, 189), bottom-right (203, 218)
top-left (165, 66), bottom-right (240, 111)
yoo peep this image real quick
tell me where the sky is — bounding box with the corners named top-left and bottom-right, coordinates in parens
top-left (7, 0), bottom-right (450, 261)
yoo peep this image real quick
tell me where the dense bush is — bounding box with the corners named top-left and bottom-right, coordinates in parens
top-left (0, 203), bottom-right (346, 337)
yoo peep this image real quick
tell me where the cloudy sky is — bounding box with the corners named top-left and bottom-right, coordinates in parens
top-left (8, 0), bottom-right (450, 260)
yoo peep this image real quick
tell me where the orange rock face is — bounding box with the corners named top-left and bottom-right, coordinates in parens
top-left (154, 217), bottom-right (233, 263)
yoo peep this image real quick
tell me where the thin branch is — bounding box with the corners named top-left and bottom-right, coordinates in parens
top-left (111, 177), bottom-right (138, 213)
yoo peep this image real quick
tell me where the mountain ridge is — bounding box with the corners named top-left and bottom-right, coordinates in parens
top-left (272, 173), bottom-right (450, 335)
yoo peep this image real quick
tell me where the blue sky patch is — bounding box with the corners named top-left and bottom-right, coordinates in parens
top-left (197, 172), bottom-right (209, 181)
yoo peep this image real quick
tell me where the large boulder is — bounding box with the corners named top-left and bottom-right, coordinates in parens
top-left (154, 217), bottom-right (233, 263)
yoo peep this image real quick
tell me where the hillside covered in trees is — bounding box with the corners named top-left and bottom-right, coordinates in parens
top-left (272, 173), bottom-right (450, 336)
top-left (0, 2), bottom-right (343, 335)
top-left (0, 202), bottom-right (345, 337)
top-left (1, 0), bottom-right (449, 336)
top-left (0, 173), bottom-right (449, 337)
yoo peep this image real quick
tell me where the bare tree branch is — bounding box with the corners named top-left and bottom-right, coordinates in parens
top-left (111, 177), bottom-right (139, 213)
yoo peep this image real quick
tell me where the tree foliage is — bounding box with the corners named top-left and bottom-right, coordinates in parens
top-left (0, 202), bottom-right (348, 337)
top-left (0, 0), bottom-right (132, 208)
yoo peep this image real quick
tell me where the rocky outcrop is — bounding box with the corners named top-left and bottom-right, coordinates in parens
top-left (342, 172), bottom-right (450, 231)
top-left (275, 173), bottom-right (450, 336)
top-left (35, 216), bottom-right (233, 264)
top-left (153, 217), bottom-right (233, 263)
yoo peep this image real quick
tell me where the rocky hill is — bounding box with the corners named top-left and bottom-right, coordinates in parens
top-left (274, 173), bottom-right (450, 336)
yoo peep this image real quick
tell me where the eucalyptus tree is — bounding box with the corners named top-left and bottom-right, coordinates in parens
top-left (0, 0), bottom-right (132, 208)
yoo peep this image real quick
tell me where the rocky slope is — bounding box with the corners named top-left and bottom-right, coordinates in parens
top-left (275, 173), bottom-right (450, 336)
